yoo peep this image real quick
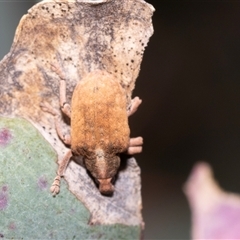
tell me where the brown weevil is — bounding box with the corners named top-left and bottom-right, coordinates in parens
top-left (42, 66), bottom-right (143, 195)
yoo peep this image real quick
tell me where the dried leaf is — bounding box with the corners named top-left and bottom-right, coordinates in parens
top-left (0, 0), bottom-right (154, 228)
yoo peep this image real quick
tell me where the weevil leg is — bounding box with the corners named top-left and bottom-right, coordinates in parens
top-left (40, 102), bottom-right (71, 145)
top-left (126, 97), bottom-right (143, 154)
top-left (59, 79), bottom-right (71, 118)
top-left (126, 137), bottom-right (143, 155)
top-left (127, 96), bottom-right (142, 117)
top-left (50, 150), bottom-right (73, 196)
top-left (50, 64), bottom-right (71, 118)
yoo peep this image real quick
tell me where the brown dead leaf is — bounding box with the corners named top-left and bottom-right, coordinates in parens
top-left (0, 0), bottom-right (154, 226)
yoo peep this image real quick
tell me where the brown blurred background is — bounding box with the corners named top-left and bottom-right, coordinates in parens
top-left (1, 1), bottom-right (240, 239)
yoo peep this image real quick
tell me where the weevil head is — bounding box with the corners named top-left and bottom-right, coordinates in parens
top-left (98, 178), bottom-right (114, 195)
top-left (84, 149), bottom-right (120, 195)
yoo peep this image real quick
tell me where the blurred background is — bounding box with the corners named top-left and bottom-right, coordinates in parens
top-left (1, 0), bottom-right (240, 239)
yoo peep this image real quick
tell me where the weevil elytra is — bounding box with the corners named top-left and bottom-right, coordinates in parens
top-left (42, 66), bottom-right (143, 195)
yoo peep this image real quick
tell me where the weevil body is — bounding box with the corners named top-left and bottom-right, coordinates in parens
top-left (44, 68), bottom-right (143, 195)
top-left (71, 71), bottom-right (130, 194)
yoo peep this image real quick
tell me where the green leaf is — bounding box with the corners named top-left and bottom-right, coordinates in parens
top-left (0, 117), bottom-right (140, 239)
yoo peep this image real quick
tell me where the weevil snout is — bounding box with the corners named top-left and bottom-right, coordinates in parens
top-left (98, 178), bottom-right (114, 195)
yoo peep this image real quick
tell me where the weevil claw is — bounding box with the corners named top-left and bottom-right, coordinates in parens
top-left (50, 175), bottom-right (61, 196)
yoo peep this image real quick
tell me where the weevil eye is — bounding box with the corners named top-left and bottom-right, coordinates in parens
top-left (98, 178), bottom-right (114, 195)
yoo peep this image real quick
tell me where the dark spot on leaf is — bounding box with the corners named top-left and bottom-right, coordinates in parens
top-left (2, 185), bottom-right (8, 192)
top-left (70, 208), bottom-right (76, 215)
top-left (38, 176), bottom-right (48, 190)
top-left (0, 128), bottom-right (12, 147)
top-left (8, 222), bottom-right (16, 230)
top-left (0, 233), bottom-right (4, 238)
top-left (0, 191), bottom-right (8, 211)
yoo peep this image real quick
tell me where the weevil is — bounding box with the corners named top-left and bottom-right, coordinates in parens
top-left (42, 66), bottom-right (143, 195)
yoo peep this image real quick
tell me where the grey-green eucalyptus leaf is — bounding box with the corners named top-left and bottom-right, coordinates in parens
top-left (0, 117), bottom-right (140, 239)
